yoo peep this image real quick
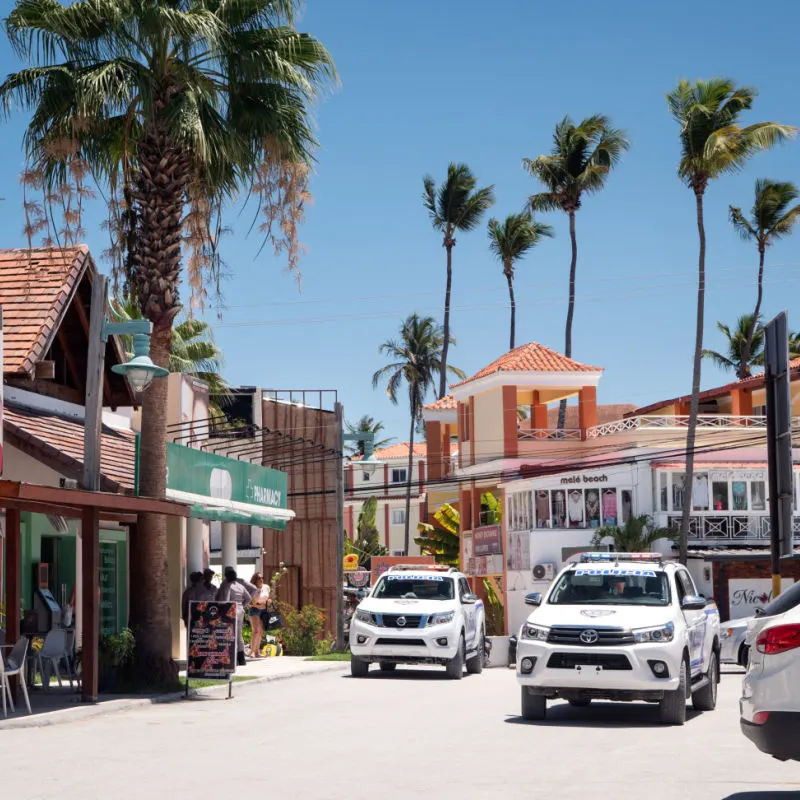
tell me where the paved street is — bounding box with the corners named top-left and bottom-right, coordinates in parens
top-left (1, 665), bottom-right (799, 799)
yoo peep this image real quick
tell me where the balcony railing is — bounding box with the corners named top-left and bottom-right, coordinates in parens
top-left (518, 428), bottom-right (582, 441)
top-left (586, 414), bottom-right (779, 439)
top-left (667, 514), bottom-right (800, 541)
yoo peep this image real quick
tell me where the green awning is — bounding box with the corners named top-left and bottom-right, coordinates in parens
top-left (189, 505), bottom-right (288, 531)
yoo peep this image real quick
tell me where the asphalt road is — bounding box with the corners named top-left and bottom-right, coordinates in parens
top-left (2, 665), bottom-right (799, 799)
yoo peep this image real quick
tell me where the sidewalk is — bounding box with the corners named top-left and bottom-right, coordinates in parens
top-left (0, 656), bottom-right (348, 730)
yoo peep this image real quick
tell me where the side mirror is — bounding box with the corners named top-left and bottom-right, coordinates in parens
top-left (681, 595), bottom-right (706, 611)
top-left (524, 592), bottom-right (542, 607)
top-left (754, 607), bottom-right (765, 617)
top-left (462, 593), bottom-right (479, 605)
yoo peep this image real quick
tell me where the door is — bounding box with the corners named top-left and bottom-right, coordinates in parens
top-left (676, 568), bottom-right (706, 676)
top-left (459, 577), bottom-right (477, 650)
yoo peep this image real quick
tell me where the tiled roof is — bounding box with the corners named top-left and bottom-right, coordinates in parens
top-left (4, 403), bottom-right (135, 491)
top-left (451, 342), bottom-right (603, 389)
top-left (350, 442), bottom-right (427, 461)
top-left (0, 246), bottom-right (91, 376)
top-left (540, 403), bottom-right (637, 429)
top-left (424, 395), bottom-right (456, 411)
top-left (653, 462), bottom-right (772, 470)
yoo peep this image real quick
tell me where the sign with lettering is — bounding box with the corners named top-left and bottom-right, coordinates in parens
top-left (99, 542), bottom-right (117, 636)
top-left (187, 601), bottom-right (237, 678)
top-left (560, 473), bottom-right (609, 485)
top-left (370, 555), bottom-right (435, 582)
top-left (473, 525), bottom-right (502, 556)
top-left (728, 578), bottom-right (794, 619)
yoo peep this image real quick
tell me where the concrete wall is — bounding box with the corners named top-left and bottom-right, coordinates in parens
top-left (473, 388), bottom-right (504, 464)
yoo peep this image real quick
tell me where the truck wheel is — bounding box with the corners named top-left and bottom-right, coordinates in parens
top-left (379, 662), bottom-right (396, 672)
top-left (659, 660), bottom-right (688, 725)
top-left (466, 631), bottom-right (485, 675)
top-left (350, 656), bottom-right (369, 678)
top-left (738, 644), bottom-right (749, 669)
top-left (446, 635), bottom-right (465, 680)
top-left (521, 687), bottom-right (546, 720)
top-left (692, 650), bottom-right (718, 711)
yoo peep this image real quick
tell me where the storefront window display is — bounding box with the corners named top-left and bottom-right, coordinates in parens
top-left (508, 490), bottom-right (533, 532)
top-left (510, 486), bottom-right (634, 530)
top-left (584, 489), bottom-right (601, 527)
top-left (603, 488), bottom-right (618, 525)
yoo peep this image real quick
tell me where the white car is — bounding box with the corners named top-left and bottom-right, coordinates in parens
top-left (720, 618), bottom-right (751, 667)
top-left (517, 553), bottom-right (721, 725)
top-left (349, 565), bottom-right (485, 679)
top-left (740, 586), bottom-right (800, 761)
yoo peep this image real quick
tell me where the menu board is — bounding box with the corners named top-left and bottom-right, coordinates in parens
top-left (99, 542), bottom-right (117, 636)
top-left (187, 601), bottom-right (237, 678)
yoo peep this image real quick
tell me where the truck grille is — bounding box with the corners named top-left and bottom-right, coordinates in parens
top-left (376, 638), bottom-right (426, 647)
top-left (547, 653), bottom-right (632, 670)
top-left (547, 626), bottom-right (634, 646)
top-left (379, 614), bottom-right (424, 629)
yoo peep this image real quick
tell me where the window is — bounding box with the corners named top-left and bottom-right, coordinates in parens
top-left (391, 468), bottom-right (407, 484)
top-left (691, 472), bottom-right (710, 510)
top-left (751, 481), bottom-right (766, 510)
top-left (672, 473), bottom-right (686, 511)
top-left (373, 576), bottom-right (455, 600)
top-left (508, 491), bottom-right (533, 532)
top-left (548, 570), bottom-right (670, 607)
top-left (675, 569), bottom-right (697, 601)
top-left (732, 481), bottom-right (748, 511)
top-left (711, 481), bottom-right (729, 511)
top-left (391, 509), bottom-right (406, 525)
top-left (236, 523), bottom-right (252, 548)
top-left (362, 470), bottom-right (370, 482)
top-left (459, 578), bottom-right (471, 600)
top-left (658, 473), bottom-right (668, 512)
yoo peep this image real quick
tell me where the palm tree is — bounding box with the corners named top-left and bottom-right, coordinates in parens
top-left (730, 179), bottom-right (800, 372)
top-left (416, 502), bottom-right (461, 566)
top-left (372, 314), bottom-right (464, 553)
top-left (344, 416), bottom-right (395, 456)
top-left (487, 213), bottom-right (553, 350)
top-left (423, 164), bottom-right (495, 398)
top-left (523, 115), bottom-right (629, 428)
top-left (702, 315), bottom-right (765, 378)
top-left (1, 0), bottom-right (335, 683)
top-left (667, 78), bottom-right (795, 565)
top-left (591, 515), bottom-right (672, 553)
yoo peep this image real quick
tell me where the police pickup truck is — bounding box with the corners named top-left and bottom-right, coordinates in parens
top-left (516, 553), bottom-right (720, 725)
top-left (349, 565), bottom-right (486, 679)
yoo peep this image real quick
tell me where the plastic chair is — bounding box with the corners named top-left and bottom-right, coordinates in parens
top-left (1, 638), bottom-right (32, 717)
top-left (36, 629), bottom-right (73, 691)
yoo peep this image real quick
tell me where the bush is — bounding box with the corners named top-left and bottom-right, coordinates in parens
top-left (274, 603), bottom-right (326, 656)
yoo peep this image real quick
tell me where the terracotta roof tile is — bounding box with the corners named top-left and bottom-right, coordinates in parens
top-left (0, 246), bottom-right (91, 376)
top-left (524, 403), bottom-right (638, 429)
top-left (350, 442), bottom-right (427, 461)
top-left (451, 342), bottom-right (603, 389)
top-left (423, 395), bottom-right (456, 411)
top-left (4, 403), bottom-right (135, 491)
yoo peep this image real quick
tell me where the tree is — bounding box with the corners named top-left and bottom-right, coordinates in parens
top-left (729, 179), bottom-right (800, 375)
top-left (702, 315), bottom-right (765, 378)
top-left (523, 116), bottom-right (629, 429)
top-left (2, 0), bottom-right (335, 683)
top-left (416, 503), bottom-right (460, 566)
top-left (667, 78), bottom-right (795, 565)
top-left (423, 163), bottom-right (495, 398)
top-left (591, 515), bottom-right (672, 553)
top-left (487, 212), bottom-right (553, 350)
top-left (346, 497), bottom-right (386, 570)
top-left (372, 314), bottom-right (464, 553)
top-left (344, 416), bottom-right (394, 456)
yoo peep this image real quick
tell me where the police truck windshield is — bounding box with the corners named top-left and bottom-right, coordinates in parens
top-left (549, 569), bottom-right (671, 606)
top-left (372, 575), bottom-right (455, 601)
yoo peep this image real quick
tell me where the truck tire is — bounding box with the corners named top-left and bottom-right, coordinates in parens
top-left (659, 659), bottom-right (688, 725)
top-left (521, 687), bottom-right (546, 720)
top-left (466, 631), bottom-right (485, 675)
top-left (379, 662), bottom-right (396, 672)
top-left (738, 643), bottom-right (749, 669)
top-left (350, 656), bottom-right (369, 678)
top-left (692, 650), bottom-right (719, 711)
top-left (446, 635), bottom-right (465, 680)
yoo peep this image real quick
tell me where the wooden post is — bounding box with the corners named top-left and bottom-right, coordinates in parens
top-left (83, 273), bottom-right (108, 492)
top-left (5, 508), bottom-right (20, 645)
top-left (82, 507), bottom-right (100, 703)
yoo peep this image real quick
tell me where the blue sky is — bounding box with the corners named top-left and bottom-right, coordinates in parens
top-left (0, 0), bottom-right (799, 441)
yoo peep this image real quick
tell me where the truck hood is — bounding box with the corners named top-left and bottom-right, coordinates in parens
top-left (526, 604), bottom-right (677, 631)
top-left (359, 598), bottom-right (457, 616)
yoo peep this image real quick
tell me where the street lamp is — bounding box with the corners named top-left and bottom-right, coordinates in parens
top-left (343, 431), bottom-right (383, 477)
top-left (109, 329), bottom-right (169, 393)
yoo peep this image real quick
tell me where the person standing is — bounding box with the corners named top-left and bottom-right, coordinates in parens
top-left (247, 573), bottom-right (271, 659)
top-left (216, 568), bottom-right (257, 666)
top-left (199, 568), bottom-right (218, 601)
top-left (181, 571), bottom-right (203, 627)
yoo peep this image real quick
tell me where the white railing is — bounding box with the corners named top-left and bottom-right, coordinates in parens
top-left (667, 514), bottom-right (800, 541)
top-left (586, 415), bottom-right (775, 439)
top-left (518, 428), bottom-right (582, 441)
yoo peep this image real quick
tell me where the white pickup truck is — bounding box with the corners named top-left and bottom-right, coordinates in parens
top-left (349, 565), bottom-right (486, 679)
top-left (516, 553), bottom-right (720, 725)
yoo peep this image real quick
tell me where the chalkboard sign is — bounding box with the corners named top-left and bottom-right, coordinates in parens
top-left (187, 601), bottom-right (237, 679)
top-left (100, 543), bottom-right (117, 636)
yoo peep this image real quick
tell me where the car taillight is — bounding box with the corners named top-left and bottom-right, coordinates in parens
top-left (756, 623), bottom-right (800, 655)
top-left (753, 711), bottom-right (770, 725)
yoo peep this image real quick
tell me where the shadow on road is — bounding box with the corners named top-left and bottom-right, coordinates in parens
top-left (722, 794), bottom-right (800, 799)
top-left (341, 668), bottom-right (480, 681)
top-left (505, 700), bottom-right (702, 729)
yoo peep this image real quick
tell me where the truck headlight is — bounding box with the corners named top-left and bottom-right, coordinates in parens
top-left (633, 622), bottom-right (674, 643)
top-left (427, 611), bottom-right (455, 626)
top-left (521, 623), bottom-right (549, 641)
top-left (355, 609), bottom-right (374, 624)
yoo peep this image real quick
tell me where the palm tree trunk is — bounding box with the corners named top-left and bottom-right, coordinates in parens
top-left (741, 246), bottom-right (765, 380)
top-left (404, 394), bottom-right (417, 554)
top-left (438, 242), bottom-right (454, 399)
top-left (680, 188), bottom-right (707, 565)
top-left (506, 269), bottom-right (516, 351)
top-left (557, 210), bottom-right (578, 431)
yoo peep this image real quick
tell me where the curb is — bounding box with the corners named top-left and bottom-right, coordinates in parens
top-left (0, 662), bottom-right (348, 731)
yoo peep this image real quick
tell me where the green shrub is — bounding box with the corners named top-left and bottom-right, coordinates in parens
top-left (274, 603), bottom-right (326, 656)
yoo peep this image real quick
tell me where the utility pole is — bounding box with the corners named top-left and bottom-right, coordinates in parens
top-left (83, 275), bottom-right (108, 492)
top-left (334, 401), bottom-right (345, 651)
